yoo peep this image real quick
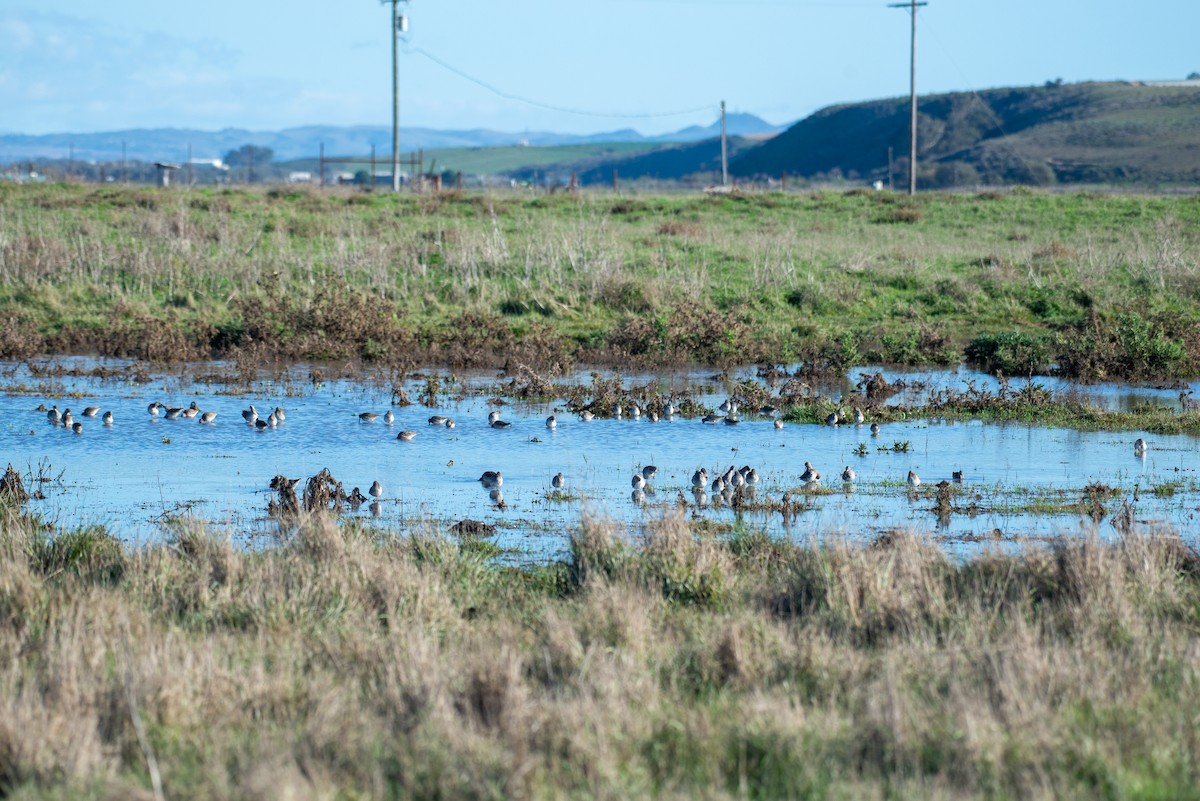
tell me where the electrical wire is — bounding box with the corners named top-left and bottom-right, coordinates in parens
top-left (404, 45), bottom-right (717, 119)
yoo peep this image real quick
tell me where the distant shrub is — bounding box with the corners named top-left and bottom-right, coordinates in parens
top-left (966, 332), bottom-right (1054, 375)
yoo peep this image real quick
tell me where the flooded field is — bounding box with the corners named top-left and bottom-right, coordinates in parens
top-left (4, 358), bottom-right (1199, 561)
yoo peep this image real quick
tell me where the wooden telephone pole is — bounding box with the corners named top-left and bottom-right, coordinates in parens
top-left (890, 0), bottom-right (927, 195)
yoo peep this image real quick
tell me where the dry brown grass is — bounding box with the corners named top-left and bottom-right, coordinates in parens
top-left (1, 506), bottom-right (1199, 799)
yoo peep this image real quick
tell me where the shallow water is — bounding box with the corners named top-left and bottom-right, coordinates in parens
top-left (3, 359), bottom-right (1198, 561)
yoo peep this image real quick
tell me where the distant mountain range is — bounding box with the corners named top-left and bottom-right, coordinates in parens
top-left (0, 113), bottom-right (786, 163)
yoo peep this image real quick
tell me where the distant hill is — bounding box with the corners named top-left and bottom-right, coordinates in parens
top-left (0, 114), bottom-right (785, 164)
top-left (730, 81), bottom-right (1200, 186)
top-left (507, 136), bottom-right (760, 186)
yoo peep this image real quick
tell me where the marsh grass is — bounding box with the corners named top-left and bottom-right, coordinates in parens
top-left (3, 184), bottom-right (1200, 377)
top-left (2, 505), bottom-right (1199, 799)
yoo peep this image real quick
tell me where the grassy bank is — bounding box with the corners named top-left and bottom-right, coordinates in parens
top-left (2, 184), bottom-right (1199, 378)
top-left (2, 506), bottom-right (1199, 799)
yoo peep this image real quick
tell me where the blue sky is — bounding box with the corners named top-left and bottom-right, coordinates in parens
top-left (2, 1), bottom-right (1197, 136)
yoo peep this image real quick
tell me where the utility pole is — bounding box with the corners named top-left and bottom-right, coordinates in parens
top-left (382, 0), bottom-right (409, 192)
top-left (890, 0), bottom-right (926, 195)
top-left (720, 100), bottom-right (728, 187)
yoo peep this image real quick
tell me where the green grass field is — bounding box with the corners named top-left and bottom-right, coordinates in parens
top-left (1, 183), bottom-right (1198, 378)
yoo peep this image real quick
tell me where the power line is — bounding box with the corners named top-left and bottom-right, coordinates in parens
top-left (404, 45), bottom-right (716, 119)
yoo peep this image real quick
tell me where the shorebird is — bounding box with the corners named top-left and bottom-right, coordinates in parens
top-left (181, 402), bottom-right (200, 419)
top-left (870, 422), bottom-right (881, 436)
top-left (841, 466), bottom-right (856, 482)
top-left (102, 410), bottom-right (113, 426)
top-left (614, 404), bottom-right (624, 418)
top-left (383, 409), bottom-right (395, 424)
top-left (1134, 437), bottom-right (1148, 456)
top-left (428, 415), bottom-right (448, 425)
top-left (61, 409), bottom-right (74, 428)
top-left (397, 430), bottom-right (416, 441)
top-left (359, 412), bottom-right (379, 423)
top-left (642, 465), bottom-right (658, 481)
top-left (664, 400), bottom-right (677, 416)
top-left (546, 414), bottom-right (557, 430)
top-left (489, 488), bottom-right (504, 503)
top-left (444, 418), bottom-right (455, 429)
top-left (199, 411), bottom-right (217, 424)
top-left (242, 405), bottom-right (258, 424)
top-left (825, 410), bottom-right (840, 426)
top-left (552, 472), bottom-right (565, 489)
top-left (82, 406), bottom-right (100, 418)
top-left (273, 407), bottom-right (286, 422)
top-left (629, 404), bottom-right (641, 419)
top-left (701, 413), bottom-right (721, 424)
top-left (800, 461), bottom-right (821, 485)
top-left (729, 470), bottom-right (745, 488)
top-left (631, 474), bottom-right (646, 490)
top-left (491, 419), bottom-right (512, 429)
top-left (852, 407), bottom-right (865, 425)
top-left (580, 411), bottom-right (595, 422)
top-left (774, 419), bottom-right (784, 430)
top-left (164, 406), bottom-right (183, 420)
top-left (691, 468), bottom-right (709, 488)
top-left (479, 471), bottom-right (503, 488)
top-left (718, 399), bottom-right (735, 414)
top-left (648, 411), bottom-right (659, 423)
top-left (71, 422), bottom-right (83, 434)
top-left (723, 415), bottom-right (739, 425)
top-left (47, 405), bottom-right (60, 425)
top-left (712, 476), bottom-right (726, 492)
top-left (267, 412), bottom-right (278, 428)
top-left (255, 418), bottom-right (269, 431)
top-left (744, 468), bottom-right (760, 486)
top-left (952, 470), bottom-right (964, 483)
top-left (149, 402), bottom-right (164, 417)
top-left (488, 410), bottom-right (502, 424)
top-left (369, 480), bottom-right (383, 499)
top-left (907, 470), bottom-right (921, 488)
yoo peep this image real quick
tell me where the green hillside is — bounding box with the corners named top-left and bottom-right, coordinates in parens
top-left (730, 81), bottom-right (1200, 187)
top-left (507, 136), bottom-right (760, 186)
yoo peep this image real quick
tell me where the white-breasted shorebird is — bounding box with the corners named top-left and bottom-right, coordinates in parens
top-left (199, 411), bottom-right (217, 424)
top-left (102, 410), bottom-right (113, 426)
top-left (479, 471), bottom-right (503, 488)
top-left (359, 412), bottom-right (379, 423)
top-left (397, 430), bottom-right (416, 441)
top-left (384, 409), bottom-right (395, 424)
top-left (369, 480), bottom-right (383, 499)
top-left (546, 414), bottom-right (557, 430)
top-left (631, 474), bottom-right (646, 490)
top-left (801, 461), bottom-right (821, 484)
top-left (907, 470), bottom-right (921, 488)
top-left (428, 415), bottom-right (448, 425)
top-left (82, 406), bottom-right (100, 418)
top-left (642, 465), bottom-right (658, 480)
top-left (841, 466), bottom-right (856, 482)
top-left (1134, 437), bottom-right (1148, 455)
top-left (551, 472), bottom-right (565, 489)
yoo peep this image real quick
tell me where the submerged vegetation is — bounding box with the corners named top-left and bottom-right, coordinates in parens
top-left (2, 184), bottom-right (1200, 379)
top-left (1, 506), bottom-right (1199, 799)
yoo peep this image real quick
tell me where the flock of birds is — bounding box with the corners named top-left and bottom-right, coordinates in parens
top-left (37, 393), bottom-right (1157, 515)
top-left (343, 396), bottom-right (924, 507)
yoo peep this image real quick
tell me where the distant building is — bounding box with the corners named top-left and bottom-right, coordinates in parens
top-left (288, 171), bottom-right (313, 184)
